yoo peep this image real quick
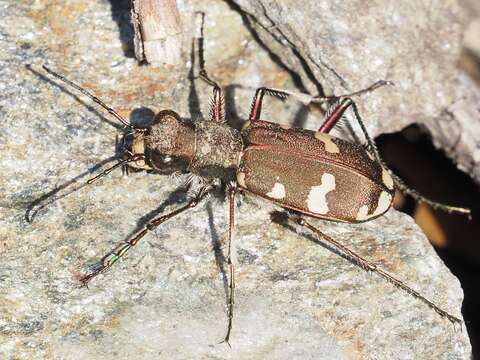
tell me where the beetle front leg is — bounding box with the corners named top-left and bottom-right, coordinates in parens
top-left (222, 185), bottom-right (237, 346)
top-left (196, 12), bottom-right (223, 123)
top-left (200, 72), bottom-right (223, 123)
top-left (290, 214), bottom-right (462, 325)
top-left (72, 184), bottom-right (215, 285)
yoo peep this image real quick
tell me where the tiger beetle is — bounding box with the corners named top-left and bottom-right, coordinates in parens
top-left (32, 13), bottom-right (471, 345)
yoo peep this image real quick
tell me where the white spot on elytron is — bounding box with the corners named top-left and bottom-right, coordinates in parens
top-left (373, 191), bottom-right (393, 216)
top-left (237, 172), bottom-right (246, 188)
top-left (356, 191), bottom-right (392, 221)
top-left (280, 124), bottom-right (291, 130)
top-left (356, 205), bottom-right (370, 221)
top-left (314, 132), bottom-right (340, 153)
top-left (382, 168), bottom-right (394, 190)
top-left (266, 182), bottom-right (286, 199)
top-left (307, 173), bottom-right (336, 214)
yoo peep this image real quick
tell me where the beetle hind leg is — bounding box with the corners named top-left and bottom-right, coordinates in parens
top-left (289, 214), bottom-right (462, 324)
top-left (220, 186), bottom-right (237, 346)
top-left (390, 172), bottom-right (472, 218)
top-left (341, 98), bottom-right (471, 218)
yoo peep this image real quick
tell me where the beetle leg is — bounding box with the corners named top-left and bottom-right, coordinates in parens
top-left (390, 172), bottom-right (471, 217)
top-left (249, 87), bottom-right (280, 121)
top-left (71, 184), bottom-right (215, 286)
top-left (222, 185), bottom-right (237, 346)
top-left (248, 80), bottom-right (392, 123)
top-left (317, 98), bottom-right (351, 133)
top-left (344, 98), bottom-right (472, 218)
top-left (325, 80), bottom-right (394, 99)
top-left (317, 81), bottom-right (393, 133)
top-left (291, 214), bottom-right (462, 324)
top-left (195, 12), bottom-right (223, 123)
top-left (198, 68), bottom-right (223, 123)
top-left (249, 87), bottom-right (319, 121)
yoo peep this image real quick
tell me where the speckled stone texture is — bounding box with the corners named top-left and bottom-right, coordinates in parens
top-left (0, 0), bottom-right (472, 359)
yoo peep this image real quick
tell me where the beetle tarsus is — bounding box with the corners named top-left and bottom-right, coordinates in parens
top-left (71, 269), bottom-right (97, 287)
top-left (390, 171), bottom-right (472, 218)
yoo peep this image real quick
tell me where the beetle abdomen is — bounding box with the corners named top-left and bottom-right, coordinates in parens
top-left (238, 121), bottom-right (395, 223)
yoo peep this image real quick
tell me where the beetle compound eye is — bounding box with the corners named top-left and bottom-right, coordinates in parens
top-left (154, 153), bottom-right (176, 166)
top-left (147, 150), bottom-right (189, 174)
top-left (159, 155), bottom-right (173, 164)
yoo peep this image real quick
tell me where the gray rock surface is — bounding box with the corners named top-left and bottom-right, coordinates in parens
top-left (437, 0), bottom-right (480, 184)
top-left (0, 0), bottom-right (472, 359)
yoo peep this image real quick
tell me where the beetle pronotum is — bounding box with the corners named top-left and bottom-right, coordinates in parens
top-left (30, 13), bottom-right (470, 344)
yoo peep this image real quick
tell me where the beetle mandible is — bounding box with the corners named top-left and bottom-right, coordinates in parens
top-left (34, 13), bottom-right (471, 344)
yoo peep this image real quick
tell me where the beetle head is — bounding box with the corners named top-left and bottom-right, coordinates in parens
top-left (141, 110), bottom-right (196, 175)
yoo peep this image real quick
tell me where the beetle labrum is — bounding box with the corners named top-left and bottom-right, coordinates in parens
top-left (32, 16), bottom-right (471, 344)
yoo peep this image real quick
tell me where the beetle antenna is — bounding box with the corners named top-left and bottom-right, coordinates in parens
top-left (41, 65), bottom-right (145, 133)
top-left (26, 155), bottom-right (144, 223)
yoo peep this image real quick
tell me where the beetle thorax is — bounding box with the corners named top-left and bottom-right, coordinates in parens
top-left (189, 121), bottom-right (243, 181)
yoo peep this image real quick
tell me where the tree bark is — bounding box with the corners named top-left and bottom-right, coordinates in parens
top-left (131, 0), bottom-right (182, 66)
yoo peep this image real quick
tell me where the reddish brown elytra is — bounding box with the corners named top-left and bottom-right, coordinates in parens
top-left (238, 120), bottom-right (394, 223)
top-left (32, 14), bottom-right (471, 345)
